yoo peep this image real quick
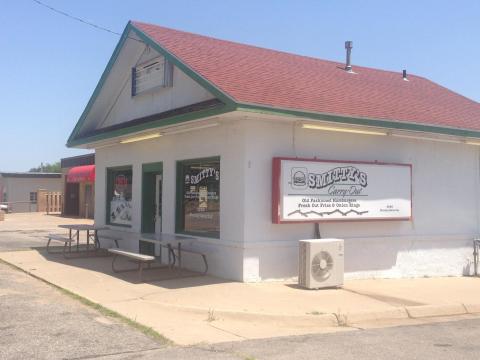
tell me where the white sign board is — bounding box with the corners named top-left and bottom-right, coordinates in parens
top-left (272, 158), bottom-right (412, 223)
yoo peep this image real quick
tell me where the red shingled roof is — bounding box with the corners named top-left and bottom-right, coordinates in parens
top-left (132, 21), bottom-right (480, 132)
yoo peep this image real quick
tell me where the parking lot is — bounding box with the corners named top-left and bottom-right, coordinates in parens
top-left (0, 213), bottom-right (92, 251)
top-left (0, 261), bottom-right (168, 359)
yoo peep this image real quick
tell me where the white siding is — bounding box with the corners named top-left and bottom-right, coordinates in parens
top-left (241, 118), bottom-right (479, 281)
top-left (92, 114), bottom-right (480, 282)
top-left (0, 176), bottom-right (63, 213)
top-left (78, 31), bottom-right (214, 136)
top-left (94, 119), bottom-right (247, 281)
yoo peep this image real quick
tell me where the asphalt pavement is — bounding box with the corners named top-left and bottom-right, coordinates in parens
top-left (98, 317), bottom-right (480, 360)
top-left (0, 262), bottom-right (166, 359)
top-left (0, 230), bottom-right (50, 251)
top-left (2, 259), bottom-right (480, 359)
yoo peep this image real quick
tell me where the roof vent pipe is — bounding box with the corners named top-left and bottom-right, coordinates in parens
top-left (402, 69), bottom-right (409, 81)
top-left (345, 41), bottom-right (353, 72)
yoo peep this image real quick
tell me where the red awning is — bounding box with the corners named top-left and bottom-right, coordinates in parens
top-left (66, 165), bottom-right (95, 183)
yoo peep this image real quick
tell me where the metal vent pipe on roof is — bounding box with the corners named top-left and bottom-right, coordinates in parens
top-left (345, 41), bottom-right (353, 72)
top-left (403, 69), bottom-right (408, 81)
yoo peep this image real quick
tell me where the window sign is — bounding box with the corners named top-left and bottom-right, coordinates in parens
top-left (272, 158), bottom-right (412, 223)
top-left (108, 168), bottom-right (133, 226)
top-left (177, 158), bottom-right (220, 237)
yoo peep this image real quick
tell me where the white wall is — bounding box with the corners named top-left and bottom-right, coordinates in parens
top-left (93, 114), bottom-right (480, 282)
top-left (241, 118), bottom-right (479, 281)
top-left (95, 119), bottom-right (247, 280)
top-left (0, 176), bottom-right (63, 212)
top-left (78, 31), bottom-right (214, 136)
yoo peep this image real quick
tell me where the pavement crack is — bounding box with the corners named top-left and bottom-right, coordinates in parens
top-left (343, 288), bottom-right (424, 307)
top-left (63, 346), bottom-right (167, 360)
top-left (208, 322), bottom-right (248, 340)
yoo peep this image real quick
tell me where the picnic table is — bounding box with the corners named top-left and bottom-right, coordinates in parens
top-left (58, 224), bottom-right (109, 253)
top-left (140, 233), bottom-right (208, 274)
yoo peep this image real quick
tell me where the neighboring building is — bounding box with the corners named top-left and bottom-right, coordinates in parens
top-left (0, 172), bottom-right (62, 212)
top-left (66, 21), bottom-right (480, 282)
top-left (61, 154), bottom-right (95, 218)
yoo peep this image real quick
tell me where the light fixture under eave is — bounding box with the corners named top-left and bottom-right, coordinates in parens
top-left (120, 133), bottom-right (162, 144)
top-left (465, 140), bottom-right (480, 146)
top-left (391, 133), bottom-right (461, 144)
top-left (301, 124), bottom-right (387, 136)
top-left (162, 122), bottom-right (219, 135)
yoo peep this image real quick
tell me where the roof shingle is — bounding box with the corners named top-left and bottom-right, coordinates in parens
top-left (132, 21), bottom-right (480, 132)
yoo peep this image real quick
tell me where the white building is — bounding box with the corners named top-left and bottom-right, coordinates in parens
top-left (67, 21), bottom-right (480, 282)
top-left (0, 172), bottom-right (62, 212)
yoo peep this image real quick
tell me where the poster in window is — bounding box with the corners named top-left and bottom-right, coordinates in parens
top-left (181, 160), bottom-right (220, 236)
top-left (109, 170), bottom-right (133, 226)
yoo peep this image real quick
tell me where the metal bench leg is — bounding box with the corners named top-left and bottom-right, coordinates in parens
top-left (139, 261), bottom-right (144, 281)
top-left (112, 255), bottom-right (120, 273)
top-left (201, 254), bottom-right (208, 275)
top-left (167, 244), bottom-right (176, 269)
top-left (86, 230), bottom-right (90, 251)
top-left (112, 255), bottom-right (142, 274)
top-left (178, 243), bottom-right (182, 270)
top-left (62, 241), bottom-right (69, 259)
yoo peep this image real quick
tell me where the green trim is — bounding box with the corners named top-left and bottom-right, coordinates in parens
top-left (141, 162), bottom-right (163, 233)
top-left (236, 103), bottom-right (480, 139)
top-left (68, 21), bottom-right (480, 148)
top-left (142, 162), bottom-right (163, 173)
top-left (175, 156), bottom-right (220, 239)
top-left (68, 103), bottom-right (235, 147)
top-left (129, 25), bottom-right (236, 107)
top-left (106, 165), bottom-right (133, 228)
top-left (67, 24), bottom-right (132, 145)
top-left (67, 21), bottom-right (236, 147)
top-left (139, 240), bottom-right (155, 256)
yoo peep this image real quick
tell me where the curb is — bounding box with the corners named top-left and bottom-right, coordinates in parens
top-left (405, 304), bottom-right (467, 319)
top-left (214, 310), bottom-right (339, 327)
top-left (343, 308), bottom-right (408, 324)
top-left (464, 303), bottom-right (480, 314)
top-left (3, 255), bottom-right (480, 330)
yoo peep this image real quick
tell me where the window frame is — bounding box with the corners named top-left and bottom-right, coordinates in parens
top-left (106, 165), bottom-right (133, 228)
top-left (29, 192), bottom-right (37, 203)
top-left (175, 156), bottom-right (220, 239)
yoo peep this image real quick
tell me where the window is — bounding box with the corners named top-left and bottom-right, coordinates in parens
top-left (29, 192), bottom-right (37, 203)
top-left (107, 167), bottom-right (133, 226)
top-left (176, 157), bottom-right (220, 238)
top-left (131, 56), bottom-right (173, 96)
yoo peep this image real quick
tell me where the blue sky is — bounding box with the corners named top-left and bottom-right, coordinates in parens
top-left (0, 0), bottom-right (479, 171)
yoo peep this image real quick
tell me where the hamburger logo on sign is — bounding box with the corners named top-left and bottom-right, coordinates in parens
top-left (290, 166), bottom-right (368, 190)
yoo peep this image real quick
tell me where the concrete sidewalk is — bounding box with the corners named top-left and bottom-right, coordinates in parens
top-left (1, 249), bottom-right (480, 345)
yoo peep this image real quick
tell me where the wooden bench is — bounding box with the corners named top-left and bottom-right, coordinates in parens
top-left (108, 248), bottom-right (156, 281)
top-left (47, 234), bottom-right (76, 258)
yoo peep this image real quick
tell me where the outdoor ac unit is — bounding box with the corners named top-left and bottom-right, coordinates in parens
top-left (299, 239), bottom-right (344, 289)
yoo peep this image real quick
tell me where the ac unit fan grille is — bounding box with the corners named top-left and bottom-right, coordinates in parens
top-left (311, 251), bottom-right (334, 282)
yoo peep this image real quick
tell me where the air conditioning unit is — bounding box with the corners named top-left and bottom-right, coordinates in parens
top-left (299, 239), bottom-right (344, 289)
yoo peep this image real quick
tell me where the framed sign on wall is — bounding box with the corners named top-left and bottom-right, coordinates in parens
top-left (272, 157), bottom-right (412, 223)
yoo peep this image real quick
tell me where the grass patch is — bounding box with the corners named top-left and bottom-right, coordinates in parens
top-left (0, 258), bottom-right (172, 345)
top-left (206, 308), bottom-right (217, 322)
